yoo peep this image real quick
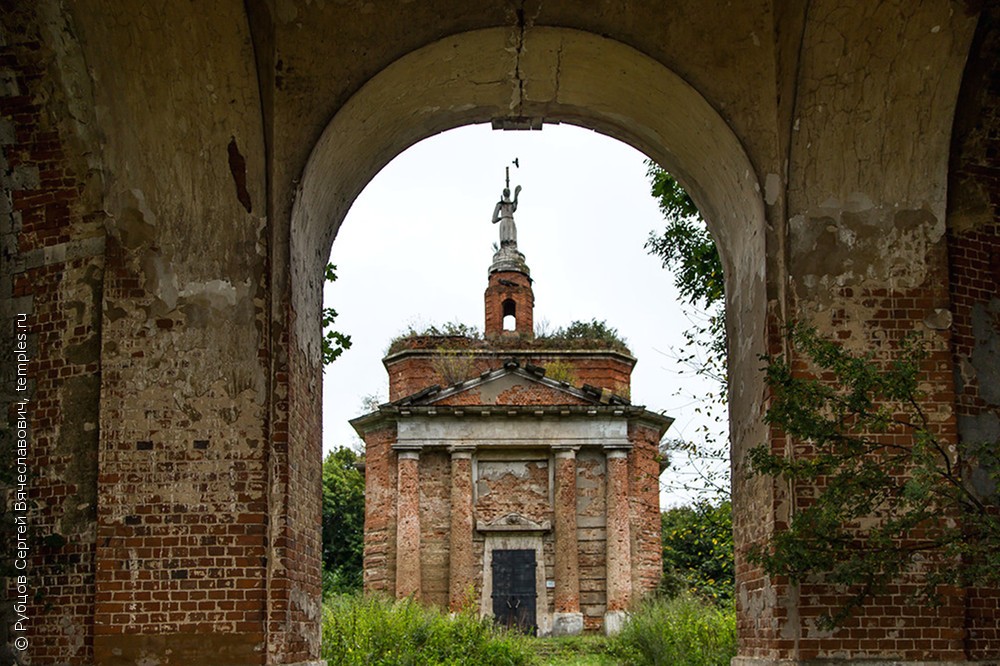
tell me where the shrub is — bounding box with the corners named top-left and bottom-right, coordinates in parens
top-left (321, 594), bottom-right (534, 666)
top-left (660, 501), bottom-right (733, 604)
top-left (539, 319), bottom-right (630, 354)
top-left (542, 360), bottom-right (578, 385)
top-left (606, 594), bottom-right (736, 666)
top-left (430, 349), bottom-right (479, 385)
top-left (386, 319), bottom-right (631, 356)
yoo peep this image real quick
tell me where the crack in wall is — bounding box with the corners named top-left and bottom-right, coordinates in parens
top-left (503, 0), bottom-right (548, 124)
top-left (510, 1), bottom-right (527, 114)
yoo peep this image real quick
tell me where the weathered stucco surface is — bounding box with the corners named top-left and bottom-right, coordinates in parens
top-left (3, 0), bottom-right (998, 663)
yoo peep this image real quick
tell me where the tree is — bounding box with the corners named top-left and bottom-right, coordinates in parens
top-left (645, 164), bottom-right (724, 312)
top-left (645, 164), bottom-right (726, 376)
top-left (645, 162), bottom-right (728, 498)
top-left (321, 447), bottom-right (366, 595)
top-left (660, 500), bottom-right (734, 604)
top-left (748, 324), bottom-right (1000, 627)
top-left (322, 263), bottom-right (353, 367)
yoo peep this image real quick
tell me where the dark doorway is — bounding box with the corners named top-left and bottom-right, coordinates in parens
top-left (491, 549), bottom-right (537, 634)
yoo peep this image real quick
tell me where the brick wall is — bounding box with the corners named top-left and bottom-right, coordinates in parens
top-left (1, 5), bottom-right (103, 662)
top-left (947, 5), bottom-right (1000, 659)
top-left (419, 450), bottom-right (451, 608)
top-left (93, 237), bottom-right (270, 664)
top-left (484, 270), bottom-right (533, 337)
top-left (361, 426), bottom-right (397, 595)
top-left (269, 333), bottom-right (324, 662)
top-left (576, 450), bottom-right (607, 631)
top-left (764, 286), bottom-right (965, 661)
top-left (628, 424), bottom-right (663, 597)
top-left (475, 459), bottom-right (551, 525)
top-left (385, 350), bottom-right (634, 401)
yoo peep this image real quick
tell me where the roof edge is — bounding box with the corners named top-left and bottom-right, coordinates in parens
top-left (383, 347), bottom-right (637, 368)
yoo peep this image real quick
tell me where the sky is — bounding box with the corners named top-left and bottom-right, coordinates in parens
top-left (322, 123), bottom-right (728, 506)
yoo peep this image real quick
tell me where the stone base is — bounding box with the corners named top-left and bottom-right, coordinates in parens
top-left (550, 612), bottom-right (584, 636)
top-left (603, 610), bottom-right (628, 636)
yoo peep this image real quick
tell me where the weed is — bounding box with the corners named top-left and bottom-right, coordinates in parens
top-left (606, 594), bottom-right (736, 666)
top-left (321, 593), bottom-right (533, 665)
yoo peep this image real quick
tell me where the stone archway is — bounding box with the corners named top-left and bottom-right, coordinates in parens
top-left (5, 2), bottom-right (995, 664)
top-left (288, 22), bottom-right (769, 659)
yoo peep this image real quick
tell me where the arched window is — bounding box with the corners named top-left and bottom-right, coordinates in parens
top-left (502, 298), bottom-right (516, 331)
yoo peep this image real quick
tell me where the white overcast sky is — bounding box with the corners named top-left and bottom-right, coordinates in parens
top-left (322, 123), bottom-right (727, 506)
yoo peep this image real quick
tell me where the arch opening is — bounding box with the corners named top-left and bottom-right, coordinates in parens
top-left (290, 23), bottom-right (769, 647)
top-left (292, 24), bottom-right (767, 479)
top-left (502, 299), bottom-right (517, 331)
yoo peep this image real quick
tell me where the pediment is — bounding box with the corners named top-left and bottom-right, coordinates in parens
top-left (432, 370), bottom-right (592, 406)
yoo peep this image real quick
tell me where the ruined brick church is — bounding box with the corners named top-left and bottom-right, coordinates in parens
top-left (351, 176), bottom-right (672, 636)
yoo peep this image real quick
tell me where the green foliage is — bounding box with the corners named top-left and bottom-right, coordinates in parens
top-left (322, 448), bottom-right (365, 596)
top-left (386, 319), bottom-right (629, 355)
top-left (396, 321), bottom-right (482, 341)
top-left (417, 321), bottom-right (482, 338)
top-left (644, 163), bottom-right (729, 499)
top-left (385, 321), bottom-right (482, 355)
top-left (643, 163), bottom-right (725, 375)
top-left (644, 163), bottom-right (724, 311)
top-left (322, 263), bottom-right (353, 368)
top-left (550, 320), bottom-right (620, 343)
top-left (748, 324), bottom-right (1000, 627)
top-left (535, 319), bottom-right (630, 354)
top-left (605, 594), bottom-right (736, 666)
top-left (542, 360), bottom-right (578, 386)
top-left (321, 593), bottom-right (533, 665)
top-left (644, 162), bottom-right (727, 392)
top-left (531, 635), bottom-right (616, 665)
top-left (430, 349), bottom-right (478, 385)
top-left (660, 501), bottom-right (734, 604)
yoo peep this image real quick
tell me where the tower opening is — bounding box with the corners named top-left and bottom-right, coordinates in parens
top-left (502, 299), bottom-right (516, 331)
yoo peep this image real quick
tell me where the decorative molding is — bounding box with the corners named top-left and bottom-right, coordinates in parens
top-left (476, 513), bottom-right (551, 533)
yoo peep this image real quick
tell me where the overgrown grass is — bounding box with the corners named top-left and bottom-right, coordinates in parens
top-left (532, 635), bottom-right (615, 665)
top-left (321, 594), bottom-right (534, 665)
top-left (606, 594), bottom-right (736, 666)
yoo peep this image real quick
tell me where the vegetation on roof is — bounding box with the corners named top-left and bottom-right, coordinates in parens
top-left (385, 318), bottom-right (631, 355)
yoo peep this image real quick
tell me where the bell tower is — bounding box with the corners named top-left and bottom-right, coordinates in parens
top-left (485, 167), bottom-right (534, 337)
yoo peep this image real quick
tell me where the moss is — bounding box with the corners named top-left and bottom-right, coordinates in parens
top-left (387, 319), bottom-right (631, 356)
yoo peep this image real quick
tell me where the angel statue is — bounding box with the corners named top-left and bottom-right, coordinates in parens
top-left (491, 176), bottom-right (522, 247)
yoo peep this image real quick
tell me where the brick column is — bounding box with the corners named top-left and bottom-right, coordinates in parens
top-left (448, 446), bottom-right (475, 611)
top-left (604, 448), bottom-right (632, 634)
top-left (395, 449), bottom-right (421, 599)
top-left (552, 447), bottom-right (583, 635)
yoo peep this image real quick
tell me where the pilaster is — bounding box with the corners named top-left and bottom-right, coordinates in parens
top-left (448, 446), bottom-right (475, 611)
top-left (604, 447), bottom-right (632, 634)
top-left (395, 449), bottom-right (422, 599)
top-left (552, 446), bottom-right (583, 635)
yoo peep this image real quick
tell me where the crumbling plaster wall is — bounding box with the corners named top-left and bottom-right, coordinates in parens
top-left (5, 0), bottom-right (996, 663)
top-left (757, 1), bottom-right (982, 662)
top-left (1, 1), bottom-right (105, 662)
top-left (61, 1), bottom-right (281, 663)
top-left (261, 0), bottom-right (786, 293)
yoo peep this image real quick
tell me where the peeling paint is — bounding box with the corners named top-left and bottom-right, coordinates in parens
top-left (764, 173), bottom-right (780, 205)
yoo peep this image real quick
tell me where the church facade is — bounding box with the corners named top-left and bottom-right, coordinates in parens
top-left (351, 180), bottom-right (672, 635)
